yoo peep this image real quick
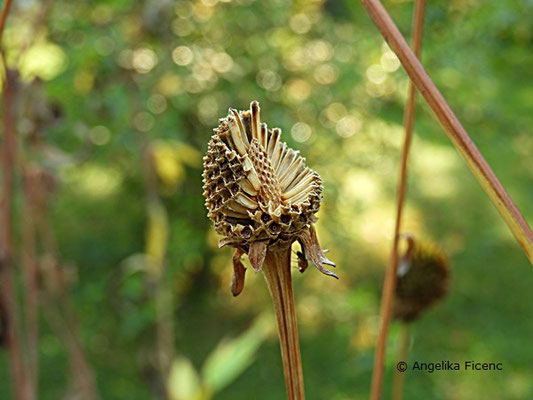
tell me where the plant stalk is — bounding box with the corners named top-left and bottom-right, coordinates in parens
top-left (391, 324), bottom-right (410, 400)
top-left (262, 248), bottom-right (305, 400)
top-left (21, 168), bottom-right (41, 397)
top-left (0, 0), bottom-right (13, 44)
top-left (41, 295), bottom-right (100, 400)
top-left (370, 0), bottom-right (425, 398)
top-left (1, 68), bottom-right (32, 400)
top-left (359, 0), bottom-right (533, 263)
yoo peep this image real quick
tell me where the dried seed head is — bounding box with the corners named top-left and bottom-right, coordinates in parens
top-left (394, 235), bottom-right (450, 323)
top-left (203, 102), bottom-right (322, 244)
top-left (202, 101), bottom-right (336, 295)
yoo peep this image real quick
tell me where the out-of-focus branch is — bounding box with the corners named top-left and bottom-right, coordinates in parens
top-left (41, 292), bottom-right (100, 400)
top-left (21, 167), bottom-right (41, 396)
top-left (143, 132), bottom-right (174, 385)
top-left (359, 0), bottom-right (533, 263)
top-left (32, 167), bottom-right (101, 400)
top-left (14, 0), bottom-right (54, 65)
top-left (0, 0), bottom-right (13, 44)
top-left (128, 74), bottom-right (175, 388)
top-left (1, 68), bottom-right (31, 400)
top-left (391, 324), bottom-right (410, 400)
top-left (369, 1), bottom-right (426, 398)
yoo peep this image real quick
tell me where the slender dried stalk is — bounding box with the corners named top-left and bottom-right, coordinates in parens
top-left (13, 0), bottom-right (54, 64)
top-left (0, 0), bottom-right (13, 44)
top-left (36, 204), bottom-right (100, 399)
top-left (369, 1), bottom-right (426, 398)
top-left (359, 0), bottom-right (533, 263)
top-left (262, 249), bottom-right (305, 400)
top-left (130, 79), bottom-right (175, 386)
top-left (41, 295), bottom-right (100, 400)
top-left (21, 169), bottom-right (41, 396)
top-left (1, 68), bottom-right (32, 400)
top-left (391, 324), bottom-right (410, 400)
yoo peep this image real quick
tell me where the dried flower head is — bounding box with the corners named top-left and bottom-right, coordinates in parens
top-left (202, 101), bottom-right (336, 295)
top-left (394, 234), bottom-right (450, 323)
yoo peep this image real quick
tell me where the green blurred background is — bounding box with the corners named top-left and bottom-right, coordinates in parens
top-left (1, 0), bottom-right (532, 399)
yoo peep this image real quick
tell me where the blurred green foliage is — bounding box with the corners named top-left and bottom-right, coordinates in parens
top-left (1, 0), bottom-right (533, 399)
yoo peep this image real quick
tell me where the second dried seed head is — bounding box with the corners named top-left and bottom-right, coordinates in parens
top-left (394, 234), bottom-right (450, 323)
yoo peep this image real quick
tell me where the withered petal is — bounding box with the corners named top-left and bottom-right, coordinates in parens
top-left (298, 225), bottom-right (338, 279)
top-left (296, 250), bottom-right (309, 273)
top-left (248, 240), bottom-right (268, 272)
top-left (218, 237), bottom-right (234, 248)
top-left (231, 248), bottom-right (246, 296)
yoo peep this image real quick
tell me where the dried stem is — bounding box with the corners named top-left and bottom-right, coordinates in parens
top-left (14, 0), bottom-right (54, 65)
top-left (41, 295), bottom-right (100, 400)
top-left (128, 73), bottom-right (175, 386)
top-left (391, 324), bottom-right (410, 400)
top-left (21, 169), bottom-right (41, 396)
top-left (1, 68), bottom-right (32, 400)
top-left (30, 163), bottom-right (100, 399)
top-left (262, 248), bottom-right (305, 400)
top-left (0, 0), bottom-right (13, 44)
top-left (359, 0), bottom-right (533, 262)
top-left (38, 226), bottom-right (100, 399)
top-left (369, 1), bottom-right (426, 398)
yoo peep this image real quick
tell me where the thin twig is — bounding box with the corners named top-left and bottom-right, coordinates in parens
top-left (369, 1), bottom-right (426, 398)
top-left (21, 168), bottom-right (41, 397)
top-left (35, 184), bottom-right (101, 400)
top-left (0, 0), bottom-right (13, 44)
top-left (41, 294), bottom-right (100, 400)
top-left (391, 324), bottom-right (410, 400)
top-left (128, 73), bottom-right (175, 386)
top-left (262, 249), bottom-right (305, 400)
top-left (26, 120), bottom-right (100, 399)
top-left (1, 68), bottom-right (32, 400)
top-left (14, 0), bottom-right (54, 65)
top-left (360, 0), bottom-right (533, 263)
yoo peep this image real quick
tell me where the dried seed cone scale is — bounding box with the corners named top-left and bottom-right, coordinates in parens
top-left (202, 101), bottom-right (337, 400)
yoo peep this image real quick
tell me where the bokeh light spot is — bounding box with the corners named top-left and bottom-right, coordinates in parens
top-left (147, 94), bottom-right (168, 114)
top-left (211, 52), bottom-right (233, 73)
top-left (290, 13), bottom-right (312, 34)
top-left (132, 47), bottom-right (157, 74)
top-left (336, 114), bottom-right (363, 138)
top-left (134, 112), bottom-right (155, 132)
top-left (172, 46), bottom-right (194, 66)
top-left (381, 50), bottom-right (400, 72)
top-left (256, 70), bottom-right (282, 91)
top-left (324, 102), bottom-right (347, 122)
top-left (73, 71), bottom-right (94, 93)
top-left (291, 122), bottom-right (312, 142)
top-left (156, 74), bottom-right (182, 96)
top-left (89, 126), bottom-right (111, 146)
top-left (314, 64), bottom-right (339, 85)
top-left (366, 64), bottom-right (386, 84)
top-left (285, 79), bottom-right (311, 103)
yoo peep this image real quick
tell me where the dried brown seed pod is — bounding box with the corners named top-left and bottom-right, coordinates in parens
top-left (202, 101), bottom-right (336, 296)
top-left (393, 234), bottom-right (450, 323)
